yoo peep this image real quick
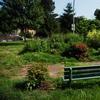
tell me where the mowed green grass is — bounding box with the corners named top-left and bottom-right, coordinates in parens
top-left (0, 42), bottom-right (100, 100)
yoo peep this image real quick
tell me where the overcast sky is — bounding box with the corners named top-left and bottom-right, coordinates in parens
top-left (54, 0), bottom-right (100, 19)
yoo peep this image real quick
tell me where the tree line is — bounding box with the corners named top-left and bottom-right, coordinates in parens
top-left (0, 0), bottom-right (100, 37)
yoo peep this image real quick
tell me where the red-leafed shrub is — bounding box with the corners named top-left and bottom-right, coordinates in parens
top-left (63, 43), bottom-right (89, 60)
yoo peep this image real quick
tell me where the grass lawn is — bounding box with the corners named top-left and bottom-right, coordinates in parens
top-left (0, 41), bottom-right (100, 100)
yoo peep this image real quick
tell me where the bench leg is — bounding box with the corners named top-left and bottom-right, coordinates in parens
top-left (69, 68), bottom-right (72, 88)
top-left (68, 80), bottom-right (72, 88)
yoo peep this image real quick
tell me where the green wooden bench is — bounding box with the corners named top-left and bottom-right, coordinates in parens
top-left (63, 65), bottom-right (100, 86)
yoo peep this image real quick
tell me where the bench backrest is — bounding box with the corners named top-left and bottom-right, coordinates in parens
top-left (64, 65), bottom-right (100, 81)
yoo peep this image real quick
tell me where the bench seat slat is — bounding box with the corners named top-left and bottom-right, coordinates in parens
top-left (64, 75), bottom-right (69, 79)
top-left (73, 66), bottom-right (100, 70)
top-left (64, 75), bottom-right (100, 80)
top-left (72, 76), bottom-right (100, 80)
top-left (64, 69), bottom-right (100, 74)
top-left (64, 72), bottom-right (100, 79)
top-left (73, 72), bottom-right (100, 78)
top-left (64, 66), bottom-right (100, 71)
top-left (72, 69), bottom-right (100, 74)
top-left (64, 76), bottom-right (100, 81)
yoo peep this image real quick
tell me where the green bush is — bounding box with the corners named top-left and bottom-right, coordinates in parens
top-left (64, 33), bottom-right (84, 44)
top-left (88, 48), bottom-right (100, 61)
top-left (89, 48), bottom-right (100, 56)
top-left (49, 34), bottom-right (66, 54)
top-left (23, 39), bottom-right (50, 53)
top-left (53, 78), bottom-right (67, 89)
top-left (63, 42), bottom-right (89, 60)
top-left (75, 17), bottom-right (90, 35)
top-left (22, 34), bottom-right (84, 56)
top-left (87, 30), bottom-right (100, 49)
top-left (22, 35), bottom-right (66, 55)
top-left (27, 62), bottom-right (48, 90)
top-left (97, 48), bottom-right (100, 55)
top-left (39, 80), bottom-right (55, 90)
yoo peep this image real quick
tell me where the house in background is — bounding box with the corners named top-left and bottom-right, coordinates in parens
top-left (0, 28), bottom-right (36, 42)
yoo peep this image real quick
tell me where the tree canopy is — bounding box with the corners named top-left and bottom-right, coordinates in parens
top-left (94, 9), bottom-right (100, 20)
top-left (39, 0), bottom-right (59, 37)
top-left (0, 1), bottom-right (100, 37)
top-left (60, 3), bottom-right (73, 33)
top-left (0, 0), bottom-right (45, 33)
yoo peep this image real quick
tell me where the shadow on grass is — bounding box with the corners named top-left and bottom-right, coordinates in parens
top-left (14, 81), bottom-right (28, 91)
top-left (58, 79), bottom-right (100, 90)
top-left (18, 48), bottom-right (34, 55)
top-left (0, 41), bottom-right (24, 46)
top-left (14, 79), bottom-right (100, 91)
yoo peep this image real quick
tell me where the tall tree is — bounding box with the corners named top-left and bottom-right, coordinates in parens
top-left (0, 8), bottom-right (15, 34)
top-left (94, 9), bottom-right (100, 20)
top-left (75, 17), bottom-right (89, 36)
top-left (0, 0), bottom-right (45, 40)
top-left (39, 0), bottom-right (59, 37)
top-left (41, 0), bottom-right (55, 13)
top-left (60, 3), bottom-right (73, 33)
top-left (94, 9), bottom-right (100, 30)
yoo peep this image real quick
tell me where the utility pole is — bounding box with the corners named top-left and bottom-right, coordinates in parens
top-left (72, 0), bottom-right (75, 34)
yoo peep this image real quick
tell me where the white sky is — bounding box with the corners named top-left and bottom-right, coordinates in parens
top-left (54, 0), bottom-right (100, 19)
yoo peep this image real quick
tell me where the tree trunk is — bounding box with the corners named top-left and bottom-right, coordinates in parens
top-left (23, 28), bottom-right (27, 42)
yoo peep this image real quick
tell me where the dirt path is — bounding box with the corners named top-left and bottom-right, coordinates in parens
top-left (12, 61), bottom-right (100, 79)
top-left (48, 64), bottom-right (64, 78)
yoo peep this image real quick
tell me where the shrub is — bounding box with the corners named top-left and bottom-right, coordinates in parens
top-left (22, 39), bottom-right (50, 53)
top-left (63, 42), bottom-right (89, 60)
top-left (53, 78), bottom-right (67, 89)
top-left (38, 80), bottom-right (55, 90)
top-left (21, 35), bottom-right (66, 55)
top-left (87, 29), bottom-right (100, 49)
top-left (27, 62), bottom-right (48, 90)
top-left (91, 48), bottom-right (100, 56)
top-left (88, 48), bottom-right (100, 61)
top-left (75, 17), bottom-right (89, 35)
top-left (64, 33), bottom-right (84, 44)
top-left (49, 34), bottom-right (66, 54)
top-left (97, 48), bottom-right (100, 55)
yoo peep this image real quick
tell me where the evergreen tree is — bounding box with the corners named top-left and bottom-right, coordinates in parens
top-left (94, 9), bottom-right (100, 20)
top-left (60, 3), bottom-right (73, 33)
top-left (39, 0), bottom-right (59, 37)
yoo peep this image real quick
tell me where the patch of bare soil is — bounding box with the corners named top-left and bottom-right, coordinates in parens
top-left (48, 64), bottom-right (64, 78)
top-left (10, 65), bottom-right (31, 80)
top-left (18, 64), bottom-right (32, 77)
